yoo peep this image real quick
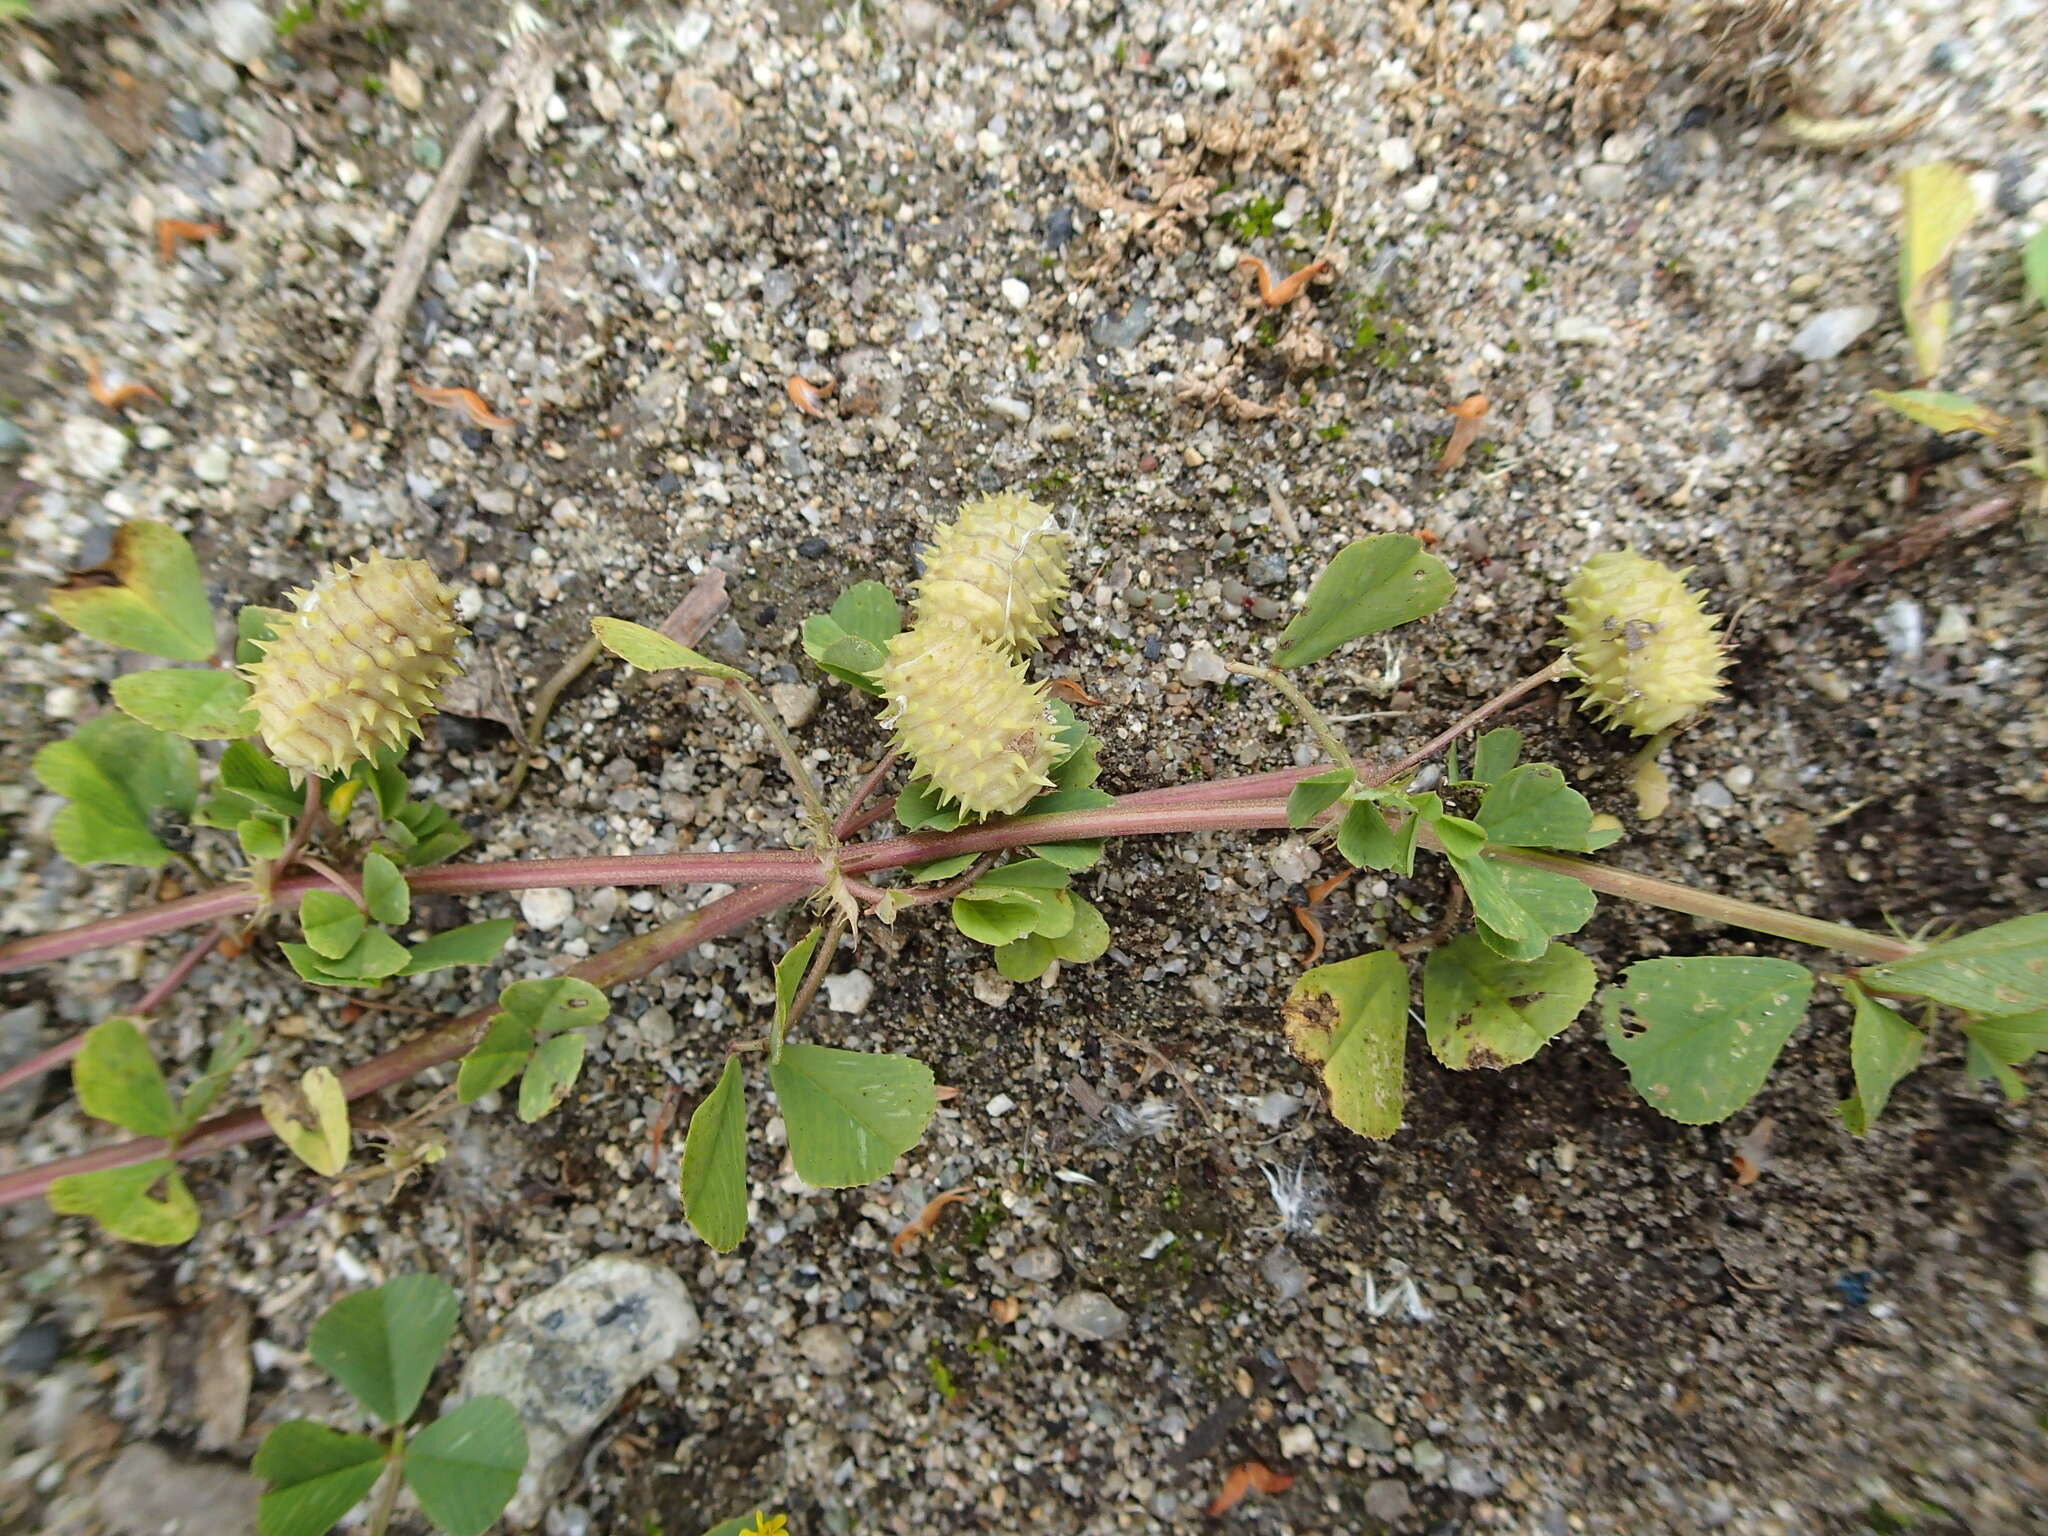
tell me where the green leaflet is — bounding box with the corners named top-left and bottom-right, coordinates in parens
top-left (1601, 957), bottom-right (1815, 1124)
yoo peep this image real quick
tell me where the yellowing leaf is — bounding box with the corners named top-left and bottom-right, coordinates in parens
top-left (590, 617), bottom-right (744, 680)
top-left (48, 1159), bottom-right (200, 1246)
top-left (46, 520), bottom-right (217, 660)
top-left (1897, 162), bottom-right (1976, 382)
top-left (262, 1066), bottom-right (351, 1176)
top-left (1281, 949), bottom-right (1409, 1139)
top-left (1870, 389), bottom-right (2007, 437)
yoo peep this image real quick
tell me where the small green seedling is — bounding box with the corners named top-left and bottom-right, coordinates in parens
top-left (46, 1017), bottom-right (254, 1243)
top-left (253, 1274), bottom-right (526, 1536)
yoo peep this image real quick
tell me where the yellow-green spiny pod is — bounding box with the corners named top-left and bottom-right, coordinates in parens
top-left (244, 555), bottom-right (464, 778)
top-left (911, 491), bottom-right (1069, 653)
top-left (879, 616), bottom-right (1060, 817)
top-left (1559, 550), bottom-right (1728, 736)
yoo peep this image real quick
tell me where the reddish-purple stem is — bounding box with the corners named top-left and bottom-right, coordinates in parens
top-left (0, 925), bottom-right (225, 1095)
top-left (0, 851), bottom-right (825, 976)
top-left (0, 884), bottom-right (791, 1208)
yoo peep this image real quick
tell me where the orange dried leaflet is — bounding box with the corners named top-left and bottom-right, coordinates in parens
top-left (83, 356), bottom-right (161, 413)
top-left (156, 218), bottom-right (222, 263)
top-left (890, 1184), bottom-right (975, 1255)
top-left (787, 375), bottom-right (835, 417)
top-left (1206, 1462), bottom-right (1294, 1516)
top-left (1047, 677), bottom-right (1107, 708)
top-left (408, 377), bottom-right (516, 431)
top-left (1237, 255), bottom-right (1331, 308)
top-left (1437, 393), bottom-right (1489, 473)
top-left (1291, 904), bottom-right (1326, 968)
top-left (1291, 867), bottom-right (1352, 966)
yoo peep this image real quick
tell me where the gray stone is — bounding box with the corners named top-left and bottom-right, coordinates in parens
top-left (1364, 1478), bottom-right (1413, 1521)
top-left (768, 681), bottom-right (819, 730)
top-left (1247, 552), bottom-right (1289, 589)
top-left (0, 1319), bottom-right (61, 1375)
top-left (222, 166), bottom-right (282, 214)
top-left (0, 87), bottom-right (121, 219)
top-left (1789, 305), bottom-right (1878, 362)
top-left (1051, 1290), bottom-right (1127, 1341)
top-left (61, 417), bottom-right (130, 482)
top-left (454, 1256), bottom-right (700, 1529)
top-left (192, 443), bottom-right (233, 486)
top-left (1011, 1245), bottom-right (1063, 1282)
top-left (208, 0), bottom-right (274, 65)
top-left (1580, 164), bottom-right (1628, 201)
top-left (94, 1442), bottom-right (259, 1535)
top-left (1181, 644), bottom-right (1228, 685)
top-left (1090, 298), bottom-right (1153, 350)
top-left (1261, 1242), bottom-right (1309, 1303)
top-left (520, 887), bottom-right (575, 932)
top-left (0, 1003), bottom-right (45, 1134)
top-left (795, 1322), bottom-right (856, 1376)
top-left (665, 75), bottom-right (743, 165)
top-left (450, 226), bottom-right (523, 280)
top-left (1448, 1457), bottom-right (1501, 1496)
top-left (1252, 1090), bottom-right (1303, 1126)
top-left (1410, 1438), bottom-right (1446, 1475)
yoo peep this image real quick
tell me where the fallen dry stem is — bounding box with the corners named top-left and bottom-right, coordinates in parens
top-left (341, 34), bottom-right (556, 418)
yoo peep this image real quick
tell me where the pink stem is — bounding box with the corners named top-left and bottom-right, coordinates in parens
top-left (0, 925), bottom-right (226, 1096)
top-left (0, 850), bottom-right (824, 976)
top-left (0, 884), bottom-right (792, 1208)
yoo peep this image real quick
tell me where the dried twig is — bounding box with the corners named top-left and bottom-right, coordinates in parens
top-left (494, 568), bottom-right (728, 812)
top-left (1821, 491), bottom-right (2022, 593)
top-left (342, 32), bottom-right (557, 419)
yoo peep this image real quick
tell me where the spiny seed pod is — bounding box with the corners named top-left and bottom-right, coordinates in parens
top-left (245, 555), bottom-right (463, 778)
top-left (880, 617), bottom-right (1059, 817)
top-left (912, 491), bottom-right (1069, 653)
top-left (1559, 550), bottom-right (1728, 736)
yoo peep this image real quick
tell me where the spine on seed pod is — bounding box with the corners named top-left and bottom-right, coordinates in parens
top-left (244, 555), bottom-right (464, 778)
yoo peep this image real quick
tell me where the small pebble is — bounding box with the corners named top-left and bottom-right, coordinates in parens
top-left (1181, 645), bottom-right (1228, 685)
top-left (1011, 1246), bottom-right (1063, 1282)
top-left (1277, 1423), bottom-right (1318, 1459)
top-left (208, 0), bottom-right (273, 65)
top-left (1580, 164), bottom-right (1628, 200)
top-left (1789, 306), bottom-right (1877, 362)
top-left (387, 58), bottom-right (426, 112)
top-left (61, 418), bottom-right (129, 482)
top-left (520, 887), bottom-right (576, 931)
top-left (1051, 1291), bottom-right (1128, 1341)
top-left (1262, 1242), bottom-right (1309, 1303)
top-left (192, 442), bottom-right (232, 485)
top-left (795, 1322), bottom-right (856, 1376)
top-left (821, 969), bottom-right (873, 1016)
top-left (768, 681), bottom-right (819, 730)
top-left (1365, 1479), bottom-right (1414, 1521)
top-left (1000, 277), bottom-right (1030, 310)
